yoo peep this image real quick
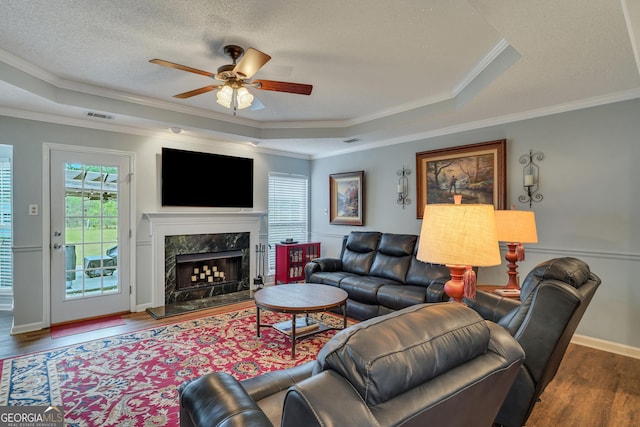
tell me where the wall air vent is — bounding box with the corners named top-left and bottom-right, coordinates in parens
top-left (343, 138), bottom-right (360, 143)
top-left (86, 112), bottom-right (114, 120)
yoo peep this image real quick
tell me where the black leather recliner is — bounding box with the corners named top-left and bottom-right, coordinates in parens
top-left (179, 303), bottom-right (525, 427)
top-left (464, 257), bottom-right (601, 427)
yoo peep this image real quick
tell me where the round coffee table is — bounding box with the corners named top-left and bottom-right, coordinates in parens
top-left (254, 283), bottom-right (348, 358)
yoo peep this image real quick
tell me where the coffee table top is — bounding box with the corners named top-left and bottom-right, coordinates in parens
top-left (254, 283), bottom-right (347, 313)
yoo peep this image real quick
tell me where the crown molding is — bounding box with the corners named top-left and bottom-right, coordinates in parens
top-left (310, 87), bottom-right (640, 159)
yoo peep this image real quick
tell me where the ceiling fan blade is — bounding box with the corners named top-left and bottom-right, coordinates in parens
top-left (149, 59), bottom-right (214, 78)
top-left (173, 85), bottom-right (220, 99)
top-left (254, 80), bottom-right (313, 95)
top-left (233, 48), bottom-right (271, 79)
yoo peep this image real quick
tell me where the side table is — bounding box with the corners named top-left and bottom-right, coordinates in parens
top-left (477, 285), bottom-right (521, 299)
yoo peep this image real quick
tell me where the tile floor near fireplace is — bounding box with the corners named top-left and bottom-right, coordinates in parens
top-left (146, 290), bottom-right (253, 319)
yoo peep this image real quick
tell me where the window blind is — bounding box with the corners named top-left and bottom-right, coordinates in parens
top-left (268, 173), bottom-right (309, 272)
top-left (0, 158), bottom-right (12, 290)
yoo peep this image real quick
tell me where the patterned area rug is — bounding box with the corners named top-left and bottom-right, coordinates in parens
top-left (0, 306), bottom-right (348, 426)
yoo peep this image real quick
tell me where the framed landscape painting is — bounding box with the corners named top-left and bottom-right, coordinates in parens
top-left (329, 171), bottom-right (364, 225)
top-left (415, 140), bottom-right (506, 218)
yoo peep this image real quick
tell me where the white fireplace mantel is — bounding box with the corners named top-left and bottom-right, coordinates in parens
top-left (143, 211), bottom-right (266, 307)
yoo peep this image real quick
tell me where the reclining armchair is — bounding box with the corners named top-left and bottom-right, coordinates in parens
top-left (464, 257), bottom-right (601, 427)
top-left (179, 303), bottom-right (525, 427)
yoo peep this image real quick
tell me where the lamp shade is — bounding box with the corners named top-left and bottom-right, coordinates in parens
top-left (495, 210), bottom-right (538, 243)
top-left (417, 204), bottom-right (501, 267)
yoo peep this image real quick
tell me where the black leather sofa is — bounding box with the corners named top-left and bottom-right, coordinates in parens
top-left (304, 231), bottom-right (451, 320)
top-left (464, 257), bottom-right (601, 427)
top-left (179, 303), bottom-right (525, 427)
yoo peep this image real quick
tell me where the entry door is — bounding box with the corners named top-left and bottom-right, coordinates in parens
top-left (50, 149), bottom-right (131, 324)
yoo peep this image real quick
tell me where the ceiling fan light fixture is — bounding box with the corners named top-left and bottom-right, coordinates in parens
top-left (216, 85), bottom-right (233, 108)
top-left (236, 87), bottom-right (254, 110)
top-left (216, 85), bottom-right (253, 110)
top-left (151, 45), bottom-right (312, 115)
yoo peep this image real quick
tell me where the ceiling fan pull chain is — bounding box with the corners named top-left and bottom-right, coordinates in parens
top-left (232, 88), bottom-right (238, 116)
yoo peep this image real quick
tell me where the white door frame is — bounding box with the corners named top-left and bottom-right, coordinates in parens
top-left (42, 143), bottom-right (136, 327)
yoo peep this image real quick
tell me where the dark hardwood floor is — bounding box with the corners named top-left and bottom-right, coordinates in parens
top-left (0, 301), bottom-right (255, 359)
top-left (1, 305), bottom-right (638, 426)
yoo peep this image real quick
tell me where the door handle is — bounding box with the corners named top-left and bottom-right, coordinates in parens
top-left (53, 243), bottom-right (63, 250)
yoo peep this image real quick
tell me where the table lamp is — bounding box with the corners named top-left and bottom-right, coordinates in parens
top-left (417, 204), bottom-right (501, 302)
top-left (494, 210), bottom-right (538, 289)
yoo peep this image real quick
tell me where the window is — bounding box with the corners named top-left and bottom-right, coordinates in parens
top-left (268, 173), bottom-right (309, 272)
top-left (0, 156), bottom-right (12, 290)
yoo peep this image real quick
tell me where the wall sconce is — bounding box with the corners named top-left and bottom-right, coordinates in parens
top-left (397, 166), bottom-right (411, 209)
top-left (519, 150), bottom-right (544, 207)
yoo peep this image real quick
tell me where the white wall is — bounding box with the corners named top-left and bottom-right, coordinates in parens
top-left (1, 116), bottom-right (309, 332)
top-left (310, 99), bottom-right (640, 351)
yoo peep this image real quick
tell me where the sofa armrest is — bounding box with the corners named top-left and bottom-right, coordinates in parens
top-left (281, 371), bottom-right (380, 427)
top-left (304, 257), bottom-right (342, 276)
top-left (464, 290), bottom-right (520, 323)
top-left (425, 279), bottom-right (448, 302)
top-left (179, 372), bottom-right (273, 427)
top-left (241, 361), bottom-right (315, 402)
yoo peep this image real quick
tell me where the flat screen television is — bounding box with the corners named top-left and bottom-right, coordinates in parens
top-left (161, 147), bottom-right (253, 208)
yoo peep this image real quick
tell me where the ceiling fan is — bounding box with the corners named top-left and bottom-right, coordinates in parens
top-left (150, 45), bottom-right (313, 115)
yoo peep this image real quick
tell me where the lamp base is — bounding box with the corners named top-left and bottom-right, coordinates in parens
top-left (444, 265), bottom-right (466, 303)
top-left (504, 242), bottom-right (520, 289)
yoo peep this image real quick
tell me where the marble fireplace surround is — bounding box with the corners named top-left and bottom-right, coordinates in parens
top-left (143, 212), bottom-right (265, 308)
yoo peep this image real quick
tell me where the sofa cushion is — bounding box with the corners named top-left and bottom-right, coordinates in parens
top-left (306, 271), bottom-right (355, 287)
top-left (368, 234), bottom-right (415, 283)
top-left (339, 276), bottom-right (398, 304)
top-left (345, 232), bottom-right (382, 253)
top-left (376, 233), bottom-right (416, 257)
top-left (405, 257), bottom-right (450, 287)
top-left (368, 252), bottom-right (411, 284)
top-left (341, 232), bottom-right (381, 275)
top-left (376, 284), bottom-right (427, 310)
top-left (314, 303), bottom-right (490, 406)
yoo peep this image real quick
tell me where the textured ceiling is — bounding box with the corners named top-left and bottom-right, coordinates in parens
top-left (0, 0), bottom-right (639, 158)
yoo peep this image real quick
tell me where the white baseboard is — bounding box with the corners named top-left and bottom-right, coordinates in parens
top-left (11, 321), bottom-right (45, 335)
top-left (135, 303), bottom-right (153, 312)
top-left (572, 334), bottom-right (640, 359)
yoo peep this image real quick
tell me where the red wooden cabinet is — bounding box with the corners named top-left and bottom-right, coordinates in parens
top-left (275, 242), bottom-right (321, 284)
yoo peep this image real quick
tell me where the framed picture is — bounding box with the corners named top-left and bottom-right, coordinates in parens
top-left (416, 140), bottom-right (506, 218)
top-left (329, 171), bottom-right (364, 225)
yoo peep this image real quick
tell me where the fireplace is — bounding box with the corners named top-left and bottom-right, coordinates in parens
top-left (165, 232), bottom-right (249, 304)
top-left (143, 211), bottom-right (265, 309)
top-left (175, 250), bottom-right (242, 291)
